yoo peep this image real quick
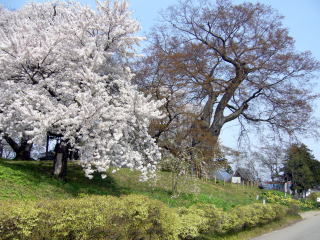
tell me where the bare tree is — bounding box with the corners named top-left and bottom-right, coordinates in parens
top-left (134, 0), bottom-right (319, 157)
top-left (254, 144), bottom-right (286, 181)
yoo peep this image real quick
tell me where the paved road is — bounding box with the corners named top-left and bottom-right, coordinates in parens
top-left (252, 211), bottom-right (320, 240)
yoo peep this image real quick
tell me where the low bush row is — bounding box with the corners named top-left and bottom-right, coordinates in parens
top-left (261, 191), bottom-right (317, 210)
top-left (176, 202), bottom-right (288, 239)
top-left (0, 195), bottom-right (292, 240)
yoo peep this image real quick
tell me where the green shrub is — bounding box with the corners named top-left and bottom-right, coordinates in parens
top-left (308, 192), bottom-right (320, 202)
top-left (272, 203), bottom-right (287, 219)
top-left (262, 191), bottom-right (317, 211)
top-left (229, 204), bottom-right (276, 230)
top-left (188, 203), bottom-right (242, 234)
top-left (286, 202), bottom-right (300, 215)
top-left (298, 198), bottom-right (317, 210)
top-left (0, 201), bottom-right (40, 240)
top-left (215, 211), bottom-right (243, 234)
top-left (232, 205), bottom-right (261, 229)
top-left (175, 202), bottom-right (288, 238)
top-left (190, 203), bottom-right (226, 234)
top-left (0, 195), bottom-right (291, 240)
top-left (175, 206), bottom-right (209, 239)
top-left (0, 195), bottom-right (180, 240)
top-left (114, 195), bottom-right (180, 240)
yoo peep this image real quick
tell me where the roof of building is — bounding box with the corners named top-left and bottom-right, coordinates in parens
top-left (212, 169), bottom-right (232, 181)
top-left (233, 167), bottom-right (255, 181)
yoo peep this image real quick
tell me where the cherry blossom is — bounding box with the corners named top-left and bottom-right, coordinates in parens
top-left (0, 1), bottom-right (163, 180)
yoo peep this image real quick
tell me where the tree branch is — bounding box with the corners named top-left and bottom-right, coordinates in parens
top-left (224, 88), bottom-right (263, 123)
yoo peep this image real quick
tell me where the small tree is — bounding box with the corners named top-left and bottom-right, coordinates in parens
top-left (255, 144), bottom-right (286, 182)
top-left (160, 154), bottom-right (190, 197)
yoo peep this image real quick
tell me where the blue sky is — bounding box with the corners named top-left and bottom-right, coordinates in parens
top-left (2, 0), bottom-right (319, 59)
top-left (2, 0), bottom-right (319, 58)
top-left (1, 0), bottom-right (320, 158)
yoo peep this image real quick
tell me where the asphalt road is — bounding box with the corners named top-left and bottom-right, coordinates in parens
top-left (252, 211), bottom-right (320, 240)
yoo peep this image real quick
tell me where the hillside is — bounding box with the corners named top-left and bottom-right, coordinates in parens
top-left (0, 159), bottom-right (263, 209)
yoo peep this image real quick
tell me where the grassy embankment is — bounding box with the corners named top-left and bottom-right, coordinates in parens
top-left (0, 159), bottom-right (303, 240)
top-left (0, 159), bottom-right (262, 209)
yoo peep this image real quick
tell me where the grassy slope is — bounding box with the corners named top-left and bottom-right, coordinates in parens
top-left (0, 159), bottom-right (263, 209)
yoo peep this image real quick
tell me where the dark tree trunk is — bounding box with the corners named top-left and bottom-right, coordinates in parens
top-left (16, 139), bottom-right (33, 160)
top-left (0, 139), bottom-right (3, 158)
top-left (3, 135), bottom-right (33, 160)
top-left (45, 134), bottom-right (50, 157)
top-left (53, 142), bottom-right (69, 180)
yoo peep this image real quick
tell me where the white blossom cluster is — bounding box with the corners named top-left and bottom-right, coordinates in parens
top-left (0, 1), bottom-right (163, 180)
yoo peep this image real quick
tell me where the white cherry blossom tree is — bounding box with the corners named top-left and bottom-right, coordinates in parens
top-left (0, 1), bottom-right (163, 180)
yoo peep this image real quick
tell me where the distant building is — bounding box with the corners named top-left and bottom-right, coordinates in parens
top-left (259, 181), bottom-right (292, 193)
top-left (209, 169), bottom-right (232, 182)
top-left (233, 167), bottom-right (256, 184)
top-left (231, 177), bottom-right (241, 184)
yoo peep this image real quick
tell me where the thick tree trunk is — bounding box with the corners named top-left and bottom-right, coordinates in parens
top-left (3, 135), bottom-right (33, 160)
top-left (53, 142), bottom-right (68, 180)
top-left (16, 140), bottom-right (33, 160)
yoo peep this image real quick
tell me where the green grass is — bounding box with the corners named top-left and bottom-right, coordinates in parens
top-left (0, 159), bottom-right (263, 209)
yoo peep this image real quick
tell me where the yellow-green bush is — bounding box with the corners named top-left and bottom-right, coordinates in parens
top-left (262, 191), bottom-right (296, 206)
top-left (262, 191), bottom-right (317, 211)
top-left (0, 195), bottom-right (291, 240)
top-left (175, 206), bottom-right (210, 239)
top-left (230, 203), bottom-right (286, 230)
top-left (0, 201), bottom-right (40, 240)
top-left (0, 195), bottom-right (180, 240)
top-left (272, 203), bottom-right (287, 220)
top-left (190, 203), bottom-right (226, 234)
top-left (175, 202), bottom-right (288, 238)
top-left (188, 203), bottom-right (242, 234)
top-left (214, 211), bottom-right (242, 234)
top-left (207, 203), bottom-right (286, 234)
top-left (114, 195), bottom-right (180, 240)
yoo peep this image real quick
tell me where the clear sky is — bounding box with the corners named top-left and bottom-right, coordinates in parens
top-left (1, 0), bottom-right (320, 158)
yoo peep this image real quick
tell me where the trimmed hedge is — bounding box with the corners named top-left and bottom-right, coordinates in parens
top-left (0, 195), bottom-right (179, 240)
top-left (175, 202), bottom-right (288, 238)
top-left (0, 195), bottom-right (292, 240)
